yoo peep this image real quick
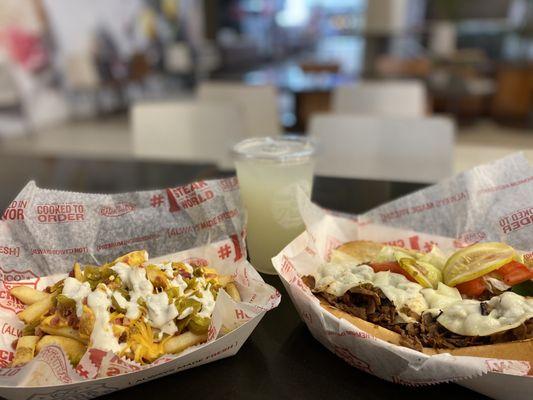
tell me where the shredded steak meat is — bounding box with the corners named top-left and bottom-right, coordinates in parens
top-left (301, 275), bottom-right (533, 351)
top-left (301, 275), bottom-right (316, 290)
top-left (401, 314), bottom-right (533, 351)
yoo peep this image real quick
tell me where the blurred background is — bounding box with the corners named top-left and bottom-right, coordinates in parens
top-left (0, 0), bottom-right (532, 205)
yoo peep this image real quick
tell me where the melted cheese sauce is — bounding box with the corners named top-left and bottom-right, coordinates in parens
top-left (437, 292), bottom-right (533, 336)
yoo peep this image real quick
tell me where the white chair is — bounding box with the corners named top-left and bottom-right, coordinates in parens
top-left (332, 80), bottom-right (427, 117)
top-left (0, 61), bottom-right (29, 137)
top-left (131, 100), bottom-right (245, 169)
top-left (309, 114), bottom-right (454, 183)
top-left (197, 82), bottom-right (280, 137)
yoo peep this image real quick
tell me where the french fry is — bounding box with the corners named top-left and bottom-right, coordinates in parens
top-left (18, 296), bottom-right (52, 324)
top-left (217, 275), bottom-right (233, 286)
top-left (79, 306), bottom-right (94, 338)
top-left (73, 262), bottom-right (83, 281)
top-left (163, 331), bottom-right (207, 354)
top-left (36, 335), bottom-right (86, 365)
top-left (10, 286), bottom-right (50, 305)
top-left (12, 336), bottom-right (39, 367)
top-left (40, 316), bottom-right (88, 344)
top-left (13, 250), bottom-right (235, 367)
top-left (146, 265), bottom-right (169, 289)
top-left (112, 324), bottom-right (127, 337)
top-left (225, 282), bottom-right (241, 302)
top-left (113, 250), bottom-right (147, 267)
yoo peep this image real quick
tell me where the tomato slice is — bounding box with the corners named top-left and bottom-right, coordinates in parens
top-left (455, 277), bottom-right (486, 297)
top-left (369, 262), bottom-right (416, 282)
top-left (497, 261), bottom-right (533, 286)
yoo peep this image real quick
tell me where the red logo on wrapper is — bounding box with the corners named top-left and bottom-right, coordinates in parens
top-left (1, 200), bottom-right (27, 221)
top-left (0, 349), bottom-right (14, 368)
top-left (150, 194), bottom-right (165, 208)
top-left (103, 354), bottom-right (140, 376)
top-left (98, 202), bottom-right (136, 217)
top-left (35, 203), bottom-right (85, 224)
top-left (0, 267), bottom-right (38, 312)
top-left (166, 182), bottom-right (214, 213)
top-left (2, 322), bottom-right (21, 338)
top-left (218, 244), bottom-right (232, 260)
top-left (499, 207), bottom-right (533, 234)
top-left (0, 245), bottom-right (20, 257)
top-left (485, 359), bottom-right (531, 375)
top-left (219, 176), bottom-right (239, 192)
top-left (325, 236), bottom-right (342, 261)
top-left (235, 308), bottom-right (252, 320)
top-left (38, 345), bottom-right (73, 384)
top-left (207, 324), bottom-right (217, 341)
top-left (281, 256), bottom-right (295, 275)
top-left (333, 346), bottom-right (371, 373)
top-left (454, 231), bottom-right (487, 247)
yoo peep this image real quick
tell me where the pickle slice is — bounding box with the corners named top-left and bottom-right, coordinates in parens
top-left (397, 257), bottom-right (443, 288)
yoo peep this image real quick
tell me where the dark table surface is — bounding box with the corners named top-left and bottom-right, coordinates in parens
top-left (0, 154), bottom-right (487, 399)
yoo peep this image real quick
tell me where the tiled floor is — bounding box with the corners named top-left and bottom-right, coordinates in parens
top-left (0, 117), bottom-right (531, 175)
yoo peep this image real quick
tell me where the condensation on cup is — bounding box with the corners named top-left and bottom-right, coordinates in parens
top-left (233, 136), bottom-right (315, 274)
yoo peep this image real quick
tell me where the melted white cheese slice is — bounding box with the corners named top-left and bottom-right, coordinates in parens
top-left (437, 292), bottom-right (533, 336)
top-left (315, 262), bottom-right (428, 322)
top-left (421, 282), bottom-right (462, 317)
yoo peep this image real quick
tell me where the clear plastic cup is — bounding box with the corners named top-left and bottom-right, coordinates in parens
top-left (233, 136), bottom-right (315, 274)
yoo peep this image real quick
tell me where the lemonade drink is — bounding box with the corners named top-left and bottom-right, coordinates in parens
top-left (234, 137), bottom-right (315, 274)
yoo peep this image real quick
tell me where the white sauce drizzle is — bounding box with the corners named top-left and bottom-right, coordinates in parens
top-left (111, 262), bottom-right (153, 320)
top-left (59, 256), bottom-right (221, 351)
top-left (189, 283), bottom-right (216, 319)
top-left (145, 292), bottom-right (179, 336)
top-left (61, 277), bottom-right (92, 317)
top-left (87, 286), bottom-right (123, 352)
top-left (156, 263), bottom-right (175, 278)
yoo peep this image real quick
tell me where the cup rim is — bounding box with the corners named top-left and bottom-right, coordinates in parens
top-left (232, 135), bottom-right (315, 162)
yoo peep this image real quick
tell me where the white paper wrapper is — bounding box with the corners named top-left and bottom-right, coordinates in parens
top-left (272, 153), bottom-right (533, 400)
top-left (0, 179), bottom-right (280, 399)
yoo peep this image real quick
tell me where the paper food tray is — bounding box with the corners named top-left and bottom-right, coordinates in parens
top-left (272, 153), bottom-right (533, 400)
top-left (0, 179), bottom-right (280, 399)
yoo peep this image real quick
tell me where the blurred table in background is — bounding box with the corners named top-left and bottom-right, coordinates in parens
top-left (0, 154), bottom-right (423, 215)
top-left (244, 64), bottom-right (354, 132)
